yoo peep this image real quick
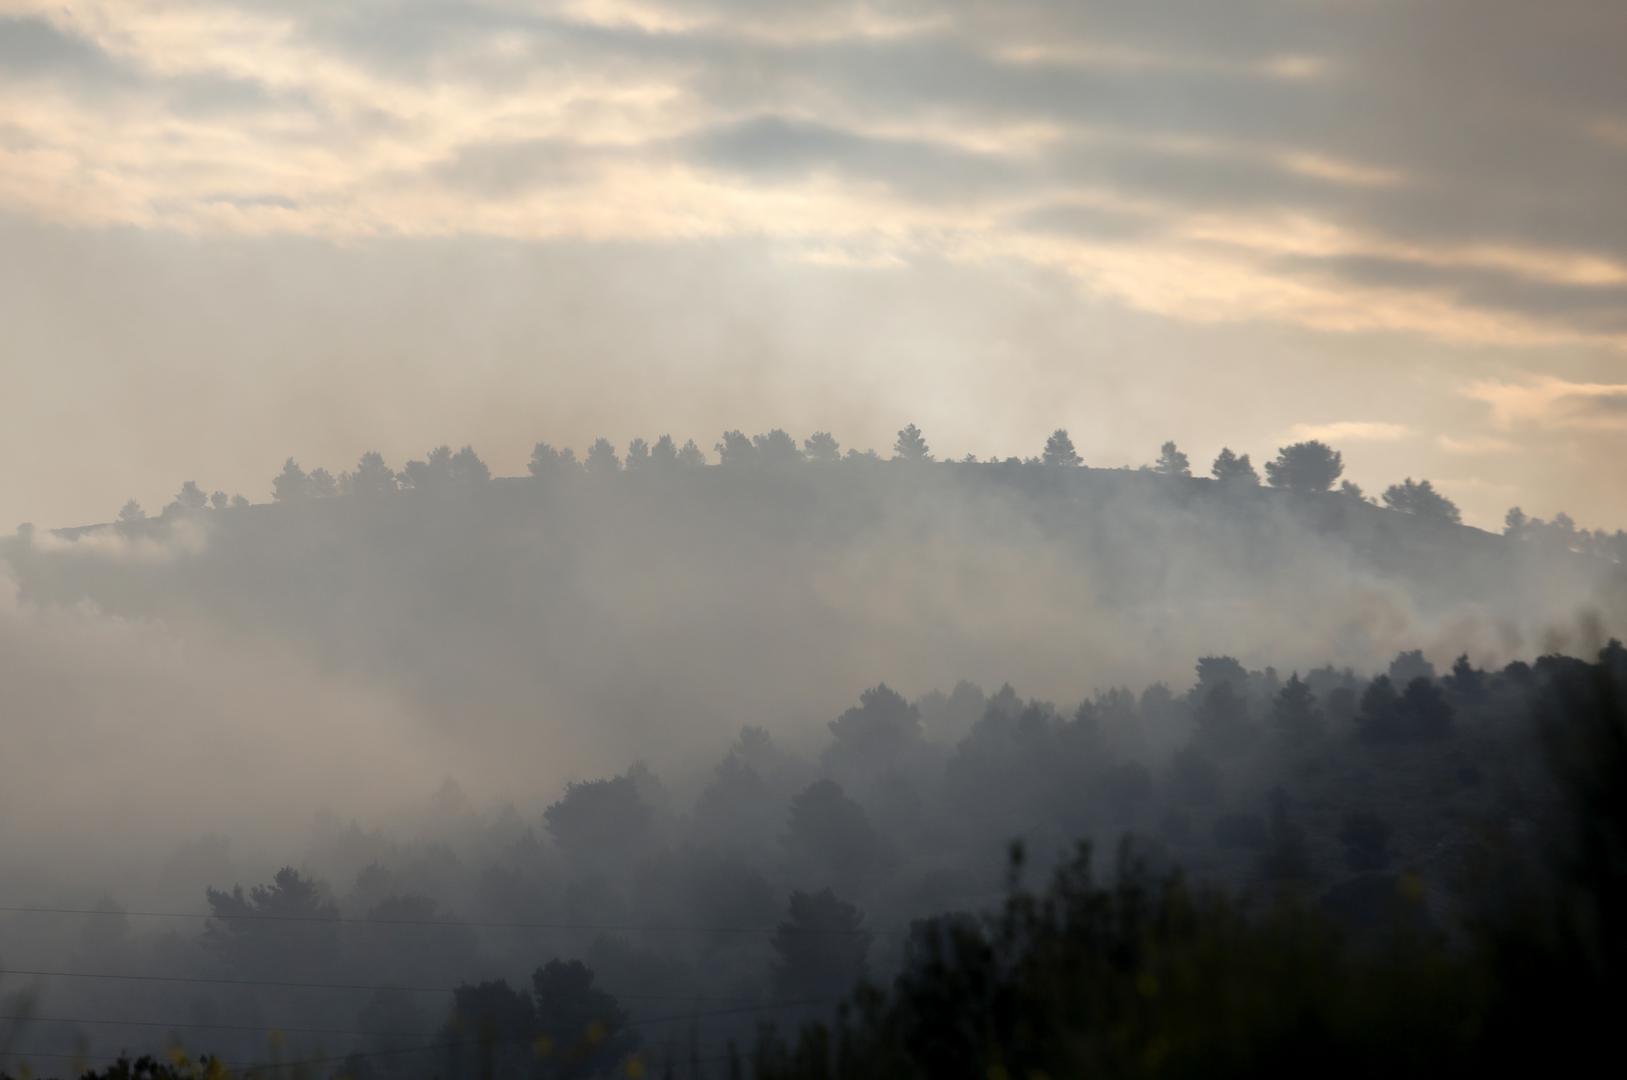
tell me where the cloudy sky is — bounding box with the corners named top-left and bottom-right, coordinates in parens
top-left (2, 0), bottom-right (1625, 530)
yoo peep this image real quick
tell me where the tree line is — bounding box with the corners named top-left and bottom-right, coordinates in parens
top-left (10, 639), bottom-right (1626, 1078)
top-left (107, 424), bottom-right (1627, 562)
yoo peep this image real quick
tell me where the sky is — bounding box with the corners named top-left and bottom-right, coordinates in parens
top-left (2, 0), bottom-right (1625, 532)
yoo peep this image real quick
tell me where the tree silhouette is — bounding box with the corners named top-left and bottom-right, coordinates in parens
top-left (203, 867), bottom-right (339, 978)
top-left (1382, 477), bottom-right (1461, 524)
top-left (1195, 679), bottom-right (1252, 755)
top-left (584, 437), bottom-right (621, 476)
top-left (784, 779), bottom-right (894, 889)
top-left (400, 446), bottom-right (453, 491)
top-left (1447, 654), bottom-right (1487, 702)
top-left (1398, 676), bottom-right (1454, 739)
top-left (824, 684), bottom-right (923, 781)
top-left (529, 441), bottom-right (579, 477)
top-left (1211, 447), bottom-right (1259, 486)
top-left (174, 480), bottom-right (208, 511)
top-left (208, 490), bottom-right (229, 510)
top-left (624, 436), bottom-right (652, 471)
top-left (117, 499), bottom-right (145, 523)
top-left (530, 959), bottom-right (637, 1079)
top-left (1388, 649), bottom-right (1435, 687)
top-left (770, 889), bottom-right (870, 1002)
top-left (1357, 675), bottom-right (1401, 741)
top-left (307, 466), bottom-right (338, 497)
top-left (1153, 441), bottom-right (1191, 477)
top-left (753, 428), bottom-right (804, 465)
top-left (1042, 429), bottom-right (1081, 466)
top-left (715, 429), bottom-right (756, 466)
top-left (1264, 440), bottom-right (1344, 492)
top-left (677, 438), bottom-right (707, 466)
top-left (893, 423), bottom-right (932, 462)
top-left (272, 457), bottom-right (310, 501)
top-left (1504, 506), bottom-right (1529, 538)
top-left (804, 431), bottom-right (841, 463)
top-left (445, 978), bottom-right (536, 1080)
top-left (1272, 673), bottom-right (1322, 744)
top-left (348, 451), bottom-right (399, 498)
top-left (650, 434), bottom-right (679, 468)
top-left (544, 775), bottom-right (653, 864)
top-left (449, 445), bottom-right (490, 484)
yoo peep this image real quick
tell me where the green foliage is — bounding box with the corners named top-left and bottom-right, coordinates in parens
top-left (753, 841), bottom-right (1477, 1080)
top-left (750, 652), bottom-right (1627, 1078)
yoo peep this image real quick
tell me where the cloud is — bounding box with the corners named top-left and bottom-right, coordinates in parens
top-left (0, 14), bottom-right (134, 87)
top-left (1438, 434), bottom-right (1518, 455)
top-left (0, 0), bottom-right (1623, 348)
top-left (1285, 420), bottom-right (1410, 443)
top-left (1465, 376), bottom-right (1627, 430)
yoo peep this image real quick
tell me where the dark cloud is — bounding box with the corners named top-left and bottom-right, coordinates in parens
top-left (0, 15), bottom-right (135, 89)
top-left (1277, 253), bottom-right (1627, 337)
top-left (1012, 200), bottom-right (1162, 242)
top-left (9, 0), bottom-right (1627, 342)
top-left (684, 114), bottom-right (1025, 201)
top-left (1557, 391), bottom-right (1627, 422)
top-left (429, 136), bottom-right (609, 196)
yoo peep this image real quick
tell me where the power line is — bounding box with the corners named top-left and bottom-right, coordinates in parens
top-left (0, 995), bottom-right (825, 1042)
top-left (0, 1012), bottom-right (431, 1040)
top-left (0, 967), bottom-right (826, 1009)
top-left (0, 903), bottom-right (886, 938)
top-left (230, 1004), bottom-right (808, 1078)
top-left (0, 997), bottom-right (833, 1076)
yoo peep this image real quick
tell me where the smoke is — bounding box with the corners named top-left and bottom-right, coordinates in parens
top-left (0, 565), bottom-right (452, 896)
top-left (2, 464), bottom-right (1614, 849)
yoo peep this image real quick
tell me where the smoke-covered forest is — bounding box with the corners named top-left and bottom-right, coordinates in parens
top-left (2, 428), bottom-right (1624, 1077)
top-left (7, 2), bottom-right (1627, 1073)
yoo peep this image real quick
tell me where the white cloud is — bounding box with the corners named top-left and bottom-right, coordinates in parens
top-left (1437, 433), bottom-right (1517, 454)
top-left (1285, 420), bottom-right (1409, 443)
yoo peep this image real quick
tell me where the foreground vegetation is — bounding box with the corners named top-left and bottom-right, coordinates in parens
top-left (3, 645), bottom-right (1623, 1078)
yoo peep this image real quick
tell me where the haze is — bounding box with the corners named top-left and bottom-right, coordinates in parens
top-left (2, 4), bottom-right (1626, 1079)
top-left (3, 0), bottom-right (1627, 531)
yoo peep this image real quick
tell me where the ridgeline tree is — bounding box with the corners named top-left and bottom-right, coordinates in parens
top-left (307, 467), bottom-right (337, 497)
top-left (348, 451), bottom-right (399, 499)
top-left (715, 429), bottom-right (756, 466)
top-left (624, 436), bottom-right (652, 471)
top-left (1211, 447), bottom-right (1259, 486)
top-left (1042, 429), bottom-right (1081, 467)
top-left (893, 423), bottom-right (932, 462)
top-left (754, 428), bottom-right (804, 465)
top-left (1382, 478), bottom-right (1461, 524)
top-left (650, 433), bottom-right (679, 468)
top-left (448, 444), bottom-right (490, 484)
top-left (1153, 440), bottom-right (1191, 477)
top-left (804, 431), bottom-right (841, 463)
top-left (529, 441), bottom-right (578, 477)
top-left (1265, 440), bottom-right (1344, 493)
top-left (584, 437), bottom-right (621, 476)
